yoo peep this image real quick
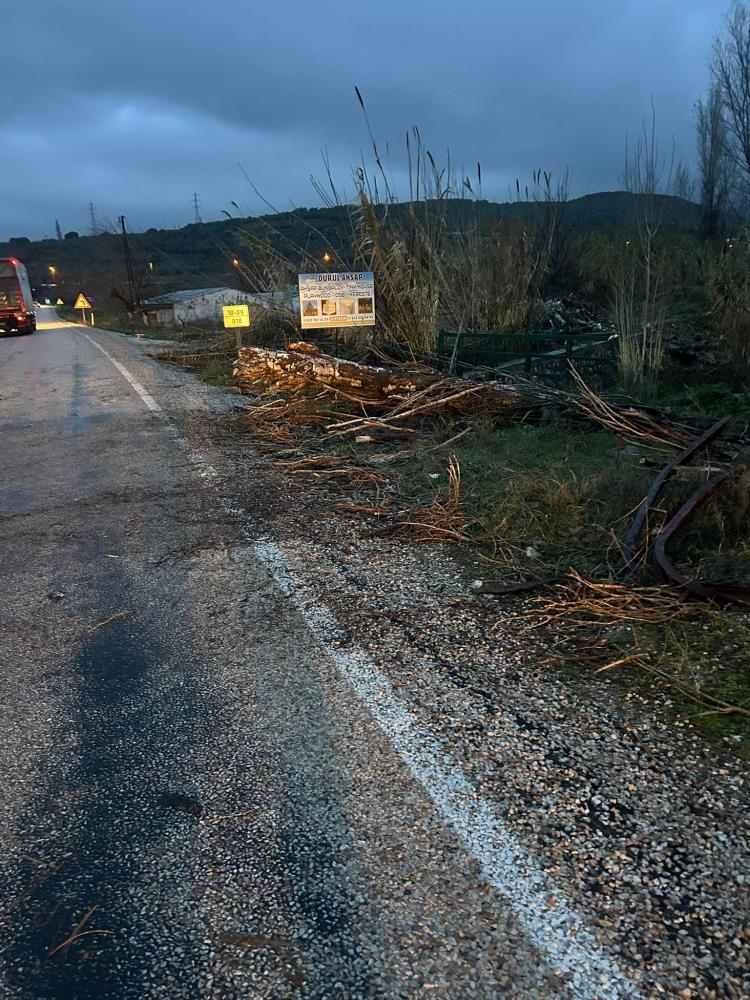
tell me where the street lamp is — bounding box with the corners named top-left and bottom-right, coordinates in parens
top-left (48, 266), bottom-right (57, 277)
top-left (322, 252), bottom-right (332, 264)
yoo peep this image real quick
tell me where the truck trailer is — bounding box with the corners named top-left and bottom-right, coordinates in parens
top-left (0, 257), bottom-right (36, 335)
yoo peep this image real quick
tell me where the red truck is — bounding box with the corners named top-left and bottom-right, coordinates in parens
top-left (0, 257), bottom-right (36, 335)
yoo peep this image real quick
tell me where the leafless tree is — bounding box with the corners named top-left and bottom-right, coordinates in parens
top-left (696, 85), bottom-right (730, 237)
top-left (711, 3), bottom-right (750, 176)
top-left (616, 102), bottom-right (674, 389)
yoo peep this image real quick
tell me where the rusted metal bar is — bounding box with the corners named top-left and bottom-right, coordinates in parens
top-left (621, 416), bottom-right (730, 577)
top-left (653, 470), bottom-right (750, 607)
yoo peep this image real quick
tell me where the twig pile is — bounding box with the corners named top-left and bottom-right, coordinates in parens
top-left (521, 571), bottom-right (693, 631)
top-left (241, 392), bottom-right (332, 444)
top-left (570, 369), bottom-right (694, 449)
top-left (234, 344), bottom-right (699, 450)
top-left (272, 454), bottom-right (389, 490)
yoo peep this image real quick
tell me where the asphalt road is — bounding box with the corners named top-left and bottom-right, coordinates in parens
top-left (0, 310), bottom-right (747, 1000)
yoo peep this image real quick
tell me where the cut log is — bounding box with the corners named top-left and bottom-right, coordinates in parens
top-left (234, 343), bottom-right (434, 400)
top-left (234, 344), bottom-right (540, 424)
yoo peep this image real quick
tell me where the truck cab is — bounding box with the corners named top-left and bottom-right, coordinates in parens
top-left (0, 257), bottom-right (36, 335)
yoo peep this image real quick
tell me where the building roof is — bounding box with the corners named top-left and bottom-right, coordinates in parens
top-left (143, 287), bottom-right (231, 307)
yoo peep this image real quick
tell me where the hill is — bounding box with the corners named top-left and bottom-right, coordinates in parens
top-left (0, 192), bottom-right (707, 310)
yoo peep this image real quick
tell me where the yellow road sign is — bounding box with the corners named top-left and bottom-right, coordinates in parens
top-left (56, 298), bottom-right (64, 306)
top-left (74, 293), bottom-right (92, 310)
top-left (223, 304), bottom-right (250, 328)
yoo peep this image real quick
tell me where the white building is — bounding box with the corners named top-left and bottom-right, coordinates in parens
top-left (142, 286), bottom-right (293, 326)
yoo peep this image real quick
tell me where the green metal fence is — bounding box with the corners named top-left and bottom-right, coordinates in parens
top-left (436, 329), bottom-right (617, 383)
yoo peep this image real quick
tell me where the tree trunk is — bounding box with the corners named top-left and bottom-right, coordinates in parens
top-left (234, 343), bottom-right (435, 400)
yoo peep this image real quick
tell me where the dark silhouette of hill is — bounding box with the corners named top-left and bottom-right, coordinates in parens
top-left (0, 192), bottom-right (708, 308)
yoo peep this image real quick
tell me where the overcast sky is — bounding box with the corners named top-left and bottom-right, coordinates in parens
top-left (4, 0), bottom-right (725, 240)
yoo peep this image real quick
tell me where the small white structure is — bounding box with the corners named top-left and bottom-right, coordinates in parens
top-left (142, 286), bottom-right (285, 326)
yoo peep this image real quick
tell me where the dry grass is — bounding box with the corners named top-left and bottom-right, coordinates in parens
top-left (47, 905), bottom-right (113, 958)
top-left (520, 571), bottom-right (693, 632)
top-left (373, 454), bottom-right (470, 542)
top-left (228, 92), bottom-right (567, 360)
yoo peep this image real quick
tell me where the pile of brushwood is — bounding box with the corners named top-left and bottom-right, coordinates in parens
top-left (234, 342), bottom-right (750, 731)
top-left (233, 341), bottom-right (693, 447)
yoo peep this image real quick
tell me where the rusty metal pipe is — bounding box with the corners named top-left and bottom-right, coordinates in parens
top-left (621, 416), bottom-right (730, 577)
top-left (653, 469), bottom-right (750, 607)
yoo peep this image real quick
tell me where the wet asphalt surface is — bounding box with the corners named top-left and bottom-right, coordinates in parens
top-left (0, 310), bottom-right (747, 1000)
top-left (0, 314), bottom-right (555, 999)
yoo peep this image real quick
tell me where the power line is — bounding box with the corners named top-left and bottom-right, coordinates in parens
top-left (192, 192), bottom-right (202, 224)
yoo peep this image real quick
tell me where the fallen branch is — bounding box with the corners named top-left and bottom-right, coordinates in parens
top-left (234, 346), bottom-right (698, 452)
top-left (570, 367), bottom-right (693, 450)
top-left (234, 343), bottom-right (431, 400)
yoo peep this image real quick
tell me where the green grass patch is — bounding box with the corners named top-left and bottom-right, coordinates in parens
top-left (383, 419), bottom-right (750, 755)
top-left (395, 422), bottom-right (656, 577)
top-left (197, 357), bottom-right (234, 387)
top-left (633, 613), bottom-right (750, 757)
top-left (660, 382), bottom-right (750, 420)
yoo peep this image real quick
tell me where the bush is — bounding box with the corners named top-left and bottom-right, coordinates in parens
top-left (662, 382), bottom-right (750, 418)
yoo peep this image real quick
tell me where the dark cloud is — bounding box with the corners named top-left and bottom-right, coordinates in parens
top-left (4, 0), bottom-right (722, 239)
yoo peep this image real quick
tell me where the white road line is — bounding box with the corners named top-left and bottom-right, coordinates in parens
top-left (84, 328), bottom-right (639, 999)
top-left (81, 332), bottom-right (162, 413)
top-left (253, 539), bottom-right (640, 1000)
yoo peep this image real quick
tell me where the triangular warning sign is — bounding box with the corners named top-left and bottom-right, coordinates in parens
top-left (74, 293), bottom-right (91, 309)
top-left (56, 298), bottom-right (64, 306)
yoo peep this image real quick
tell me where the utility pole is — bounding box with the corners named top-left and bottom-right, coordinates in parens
top-left (192, 192), bottom-right (202, 224)
top-left (119, 215), bottom-right (139, 313)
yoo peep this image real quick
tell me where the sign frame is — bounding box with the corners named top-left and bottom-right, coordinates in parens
top-left (222, 304), bottom-right (251, 328)
top-left (298, 272), bottom-right (375, 330)
top-left (223, 303), bottom-right (251, 350)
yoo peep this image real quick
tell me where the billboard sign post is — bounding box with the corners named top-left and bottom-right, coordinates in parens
top-left (298, 272), bottom-right (375, 330)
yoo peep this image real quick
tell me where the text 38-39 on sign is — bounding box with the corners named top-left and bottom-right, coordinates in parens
top-left (223, 304), bottom-right (250, 328)
top-left (298, 272), bottom-right (375, 329)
